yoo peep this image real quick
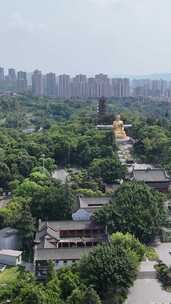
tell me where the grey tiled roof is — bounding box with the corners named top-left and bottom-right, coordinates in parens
top-left (37, 238), bottom-right (57, 249)
top-left (34, 220), bottom-right (105, 261)
top-left (35, 247), bottom-right (91, 261)
top-left (79, 196), bottom-right (110, 209)
top-left (39, 220), bottom-right (101, 231)
top-left (133, 168), bottom-right (170, 182)
top-left (35, 220), bottom-right (104, 247)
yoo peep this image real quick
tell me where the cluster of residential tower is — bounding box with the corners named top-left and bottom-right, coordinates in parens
top-left (1, 66), bottom-right (171, 99)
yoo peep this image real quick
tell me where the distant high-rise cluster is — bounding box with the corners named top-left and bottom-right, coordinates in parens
top-left (1, 66), bottom-right (171, 99)
top-left (0, 67), bottom-right (131, 98)
top-left (132, 79), bottom-right (171, 98)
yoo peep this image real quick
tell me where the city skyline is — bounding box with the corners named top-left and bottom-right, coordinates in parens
top-left (1, 0), bottom-right (171, 75)
top-left (1, 65), bottom-right (171, 99)
top-left (2, 65), bottom-right (171, 80)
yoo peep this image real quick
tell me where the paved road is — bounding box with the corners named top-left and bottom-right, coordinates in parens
top-left (154, 242), bottom-right (171, 266)
top-left (126, 242), bottom-right (171, 304)
top-left (125, 278), bottom-right (171, 304)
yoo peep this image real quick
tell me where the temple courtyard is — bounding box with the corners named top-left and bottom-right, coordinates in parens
top-left (125, 241), bottom-right (171, 304)
top-left (125, 277), bottom-right (171, 304)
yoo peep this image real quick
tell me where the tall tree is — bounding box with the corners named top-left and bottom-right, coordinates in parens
top-left (93, 182), bottom-right (166, 243)
top-left (47, 260), bottom-right (56, 282)
top-left (16, 204), bottom-right (35, 251)
top-left (67, 286), bottom-right (102, 304)
top-left (79, 239), bottom-right (140, 301)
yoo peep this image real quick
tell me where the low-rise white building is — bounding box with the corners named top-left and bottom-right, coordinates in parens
top-left (0, 249), bottom-right (22, 266)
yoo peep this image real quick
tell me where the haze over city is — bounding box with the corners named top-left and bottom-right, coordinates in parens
top-left (1, 0), bottom-right (171, 75)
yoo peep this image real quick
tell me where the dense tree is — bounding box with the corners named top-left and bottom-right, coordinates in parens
top-left (93, 182), bottom-right (166, 243)
top-left (82, 286), bottom-right (102, 304)
top-left (13, 284), bottom-right (63, 304)
top-left (57, 268), bottom-right (81, 300)
top-left (16, 204), bottom-right (35, 251)
top-left (15, 179), bottom-right (45, 198)
top-left (30, 181), bottom-right (73, 220)
top-left (0, 162), bottom-right (11, 188)
top-left (70, 169), bottom-right (101, 192)
top-left (13, 171), bottom-right (74, 221)
top-left (89, 157), bottom-right (126, 183)
top-left (155, 261), bottom-right (171, 289)
top-left (47, 277), bottom-right (61, 296)
top-left (0, 270), bottom-right (63, 304)
top-left (66, 287), bottom-right (84, 304)
top-left (110, 232), bottom-right (145, 261)
top-left (47, 260), bottom-right (56, 282)
top-left (79, 234), bottom-right (141, 301)
top-left (134, 125), bottom-right (171, 164)
top-left (67, 285), bottom-right (102, 304)
top-left (0, 208), bottom-right (11, 228)
top-left (6, 150), bottom-right (36, 178)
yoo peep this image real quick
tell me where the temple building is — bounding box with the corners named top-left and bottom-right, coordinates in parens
top-left (130, 167), bottom-right (171, 192)
top-left (72, 195), bottom-right (110, 221)
top-left (34, 220), bottom-right (107, 280)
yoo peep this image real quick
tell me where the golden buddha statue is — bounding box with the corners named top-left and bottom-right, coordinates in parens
top-left (113, 115), bottom-right (128, 140)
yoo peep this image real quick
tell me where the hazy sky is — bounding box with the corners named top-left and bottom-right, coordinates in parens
top-left (0, 0), bottom-right (171, 75)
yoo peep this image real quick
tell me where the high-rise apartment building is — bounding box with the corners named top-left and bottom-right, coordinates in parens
top-left (111, 78), bottom-right (130, 97)
top-left (3, 66), bottom-right (171, 99)
top-left (46, 73), bottom-right (56, 98)
top-left (122, 78), bottom-right (130, 97)
top-left (87, 78), bottom-right (96, 98)
top-left (17, 71), bottom-right (27, 93)
top-left (7, 68), bottom-right (17, 91)
top-left (58, 74), bottom-right (71, 98)
top-left (132, 79), bottom-right (170, 98)
top-left (32, 70), bottom-right (43, 97)
top-left (71, 74), bottom-right (87, 98)
top-left (8, 68), bottom-right (17, 82)
top-left (132, 79), bottom-right (151, 97)
top-left (95, 74), bottom-right (110, 98)
top-left (0, 67), bottom-right (4, 82)
top-left (112, 79), bottom-right (121, 97)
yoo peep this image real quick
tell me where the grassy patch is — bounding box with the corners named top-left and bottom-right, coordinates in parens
top-left (0, 266), bottom-right (19, 284)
